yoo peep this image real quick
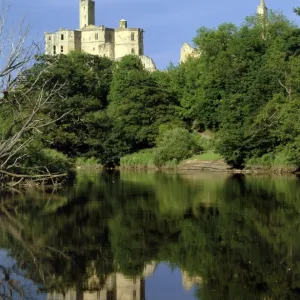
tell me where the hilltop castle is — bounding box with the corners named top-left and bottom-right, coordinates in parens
top-left (180, 0), bottom-right (269, 63)
top-left (45, 0), bottom-right (156, 71)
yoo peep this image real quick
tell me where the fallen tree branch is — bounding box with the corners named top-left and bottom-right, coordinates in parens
top-left (0, 169), bottom-right (67, 179)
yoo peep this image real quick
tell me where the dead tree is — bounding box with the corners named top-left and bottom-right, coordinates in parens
top-left (0, 2), bottom-right (69, 187)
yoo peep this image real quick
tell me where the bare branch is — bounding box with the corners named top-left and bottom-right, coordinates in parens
top-left (278, 79), bottom-right (292, 98)
top-left (0, 2), bottom-right (70, 187)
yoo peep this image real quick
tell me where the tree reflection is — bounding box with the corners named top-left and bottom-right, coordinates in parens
top-left (0, 171), bottom-right (300, 299)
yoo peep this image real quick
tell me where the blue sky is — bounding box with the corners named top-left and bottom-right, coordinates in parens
top-left (11, 0), bottom-right (300, 69)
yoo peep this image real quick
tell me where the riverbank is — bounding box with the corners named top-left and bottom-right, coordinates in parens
top-left (120, 151), bottom-right (299, 175)
top-left (179, 160), bottom-right (298, 174)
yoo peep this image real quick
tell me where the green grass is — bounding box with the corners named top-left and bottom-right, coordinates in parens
top-left (76, 157), bottom-right (101, 166)
top-left (120, 149), bottom-right (155, 168)
top-left (190, 151), bottom-right (222, 161)
top-left (121, 149), bottom-right (180, 169)
top-left (121, 149), bottom-right (223, 169)
top-left (245, 151), bottom-right (296, 170)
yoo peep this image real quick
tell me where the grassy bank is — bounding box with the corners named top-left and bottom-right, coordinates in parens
top-left (120, 149), bottom-right (179, 169)
top-left (244, 152), bottom-right (298, 174)
top-left (120, 149), bottom-right (299, 175)
top-left (189, 151), bottom-right (222, 161)
top-left (120, 149), bottom-right (221, 170)
top-left (75, 157), bottom-right (103, 170)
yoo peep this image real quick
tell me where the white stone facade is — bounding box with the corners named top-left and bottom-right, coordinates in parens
top-left (45, 0), bottom-right (156, 71)
top-left (257, 0), bottom-right (268, 18)
top-left (180, 43), bottom-right (200, 63)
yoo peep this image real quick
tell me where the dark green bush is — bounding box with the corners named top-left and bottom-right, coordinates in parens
top-left (153, 128), bottom-right (202, 167)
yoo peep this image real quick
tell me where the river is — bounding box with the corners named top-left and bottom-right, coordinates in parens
top-left (0, 170), bottom-right (300, 299)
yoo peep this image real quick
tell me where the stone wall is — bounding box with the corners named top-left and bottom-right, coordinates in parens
top-left (45, 29), bottom-right (81, 55)
top-left (140, 55), bottom-right (157, 72)
top-left (44, 0), bottom-right (153, 67)
top-left (81, 26), bottom-right (106, 56)
top-left (80, 0), bottom-right (95, 29)
top-left (114, 28), bottom-right (143, 59)
top-left (180, 43), bottom-right (200, 63)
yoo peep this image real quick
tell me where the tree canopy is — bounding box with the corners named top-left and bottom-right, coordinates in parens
top-left (5, 7), bottom-right (300, 178)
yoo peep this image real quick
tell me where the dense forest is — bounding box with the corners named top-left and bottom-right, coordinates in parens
top-left (2, 8), bottom-right (300, 182)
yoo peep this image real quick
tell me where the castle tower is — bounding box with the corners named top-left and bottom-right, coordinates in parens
top-left (80, 0), bottom-right (95, 29)
top-left (257, 0), bottom-right (268, 19)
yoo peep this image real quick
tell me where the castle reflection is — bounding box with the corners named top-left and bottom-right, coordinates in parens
top-left (47, 262), bottom-right (201, 300)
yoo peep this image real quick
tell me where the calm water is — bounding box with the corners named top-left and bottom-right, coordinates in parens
top-left (1, 170), bottom-right (300, 300)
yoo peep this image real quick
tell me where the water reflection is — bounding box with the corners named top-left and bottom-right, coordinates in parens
top-left (1, 171), bottom-right (300, 299)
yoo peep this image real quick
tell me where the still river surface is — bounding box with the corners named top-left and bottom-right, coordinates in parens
top-left (0, 170), bottom-right (300, 300)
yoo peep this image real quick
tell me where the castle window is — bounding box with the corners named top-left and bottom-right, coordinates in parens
top-left (133, 290), bottom-right (136, 300)
top-left (53, 46), bottom-right (56, 55)
top-left (131, 48), bottom-right (135, 54)
top-left (48, 36), bottom-right (51, 40)
top-left (107, 32), bottom-right (112, 42)
top-left (61, 46), bottom-right (64, 53)
top-left (61, 34), bottom-right (64, 40)
top-left (95, 33), bottom-right (98, 40)
top-left (131, 33), bottom-right (135, 41)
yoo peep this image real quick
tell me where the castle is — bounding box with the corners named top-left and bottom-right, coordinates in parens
top-left (179, 0), bottom-right (269, 63)
top-left (45, 0), bottom-right (156, 71)
top-left (45, 1), bottom-right (269, 69)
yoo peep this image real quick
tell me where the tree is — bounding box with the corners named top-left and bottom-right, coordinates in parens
top-left (24, 52), bottom-right (114, 159)
top-left (186, 13), bottom-right (300, 167)
top-left (0, 3), bottom-right (71, 186)
top-left (104, 55), bottom-right (181, 166)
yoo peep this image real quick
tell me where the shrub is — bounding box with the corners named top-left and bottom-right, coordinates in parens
top-left (153, 128), bottom-right (202, 167)
top-left (120, 149), bottom-right (154, 168)
top-left (20, 142), bottom-right (73, 174)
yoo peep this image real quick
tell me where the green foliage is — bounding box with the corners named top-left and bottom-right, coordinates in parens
top-left (294, 7), bottom-right (300, 16)
top-left (20, 141), bottom-right (73, 174)
top-left (24, 52), bottom-right (114, 159)
top-left (186, 12), bottom-right (300, 167)
top-left (153, 128), bottom-right (201, 167)
top-left (17, 9), bottom-right (300, 171)
top-left (103, 55), bottom-right (181, 166)
top-left (76, 156), bottom-right (100, 166)
top-left (190, 151), bottom-right (222, 161)
top-left (190, 132), bottom-right (214, 151)
top-left (120, 149), bottom-right (154, 168)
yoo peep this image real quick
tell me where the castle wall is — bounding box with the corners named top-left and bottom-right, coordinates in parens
top-left (44, 0), bottom-right (152, 67)
top-left (180, 43), bottom-right (200, 63)
top-left (114, 29), bottom-right (143, 59)
top-left (139, 55), bottom-right (157, 72)
top-left (115, 274), bottom-right (142, 300)
top-left (81, 26), bottom-right (115, 59)
top-left (45, 30), bottom-right (81, 55)
top-left (257, 1), bottom-right (268, 17)
top-left (81, 26), bottom-right (105, 55)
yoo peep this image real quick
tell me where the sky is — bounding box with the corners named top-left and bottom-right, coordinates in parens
top-left (10, 0), bottom-right (300, 69)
